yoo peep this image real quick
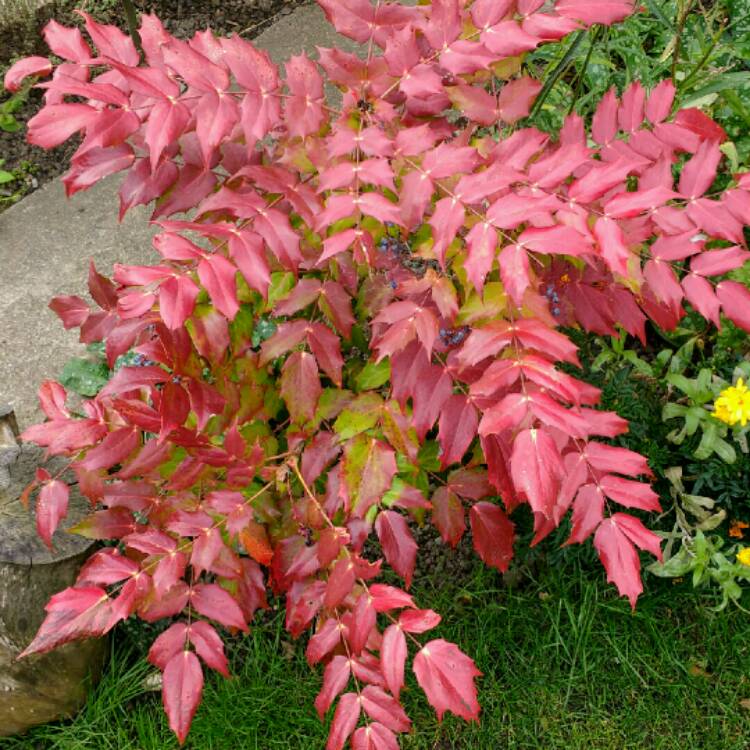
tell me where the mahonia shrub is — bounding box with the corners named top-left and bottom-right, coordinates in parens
top-left (6, 0), bottom-right (750, 746)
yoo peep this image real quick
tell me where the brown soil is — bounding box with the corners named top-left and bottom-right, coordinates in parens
top-left (0, 0), bottom-right (310, 205)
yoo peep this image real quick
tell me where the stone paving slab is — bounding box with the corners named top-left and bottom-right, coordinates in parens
top-left (0, 2), bottom-right (352, 429)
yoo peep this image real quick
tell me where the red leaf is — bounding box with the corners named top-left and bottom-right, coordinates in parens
top-left (438, 394), bottom-right (478, 468)
top-left (189, 621), bottom-right (230, 677)
top-left (78, 427), bottom-right (140, 472)
top-left (348, 593), bottom-right (377, 655)
top-left (160, 381), bottom-right (190, 439)
top-left (70, 508), bottom-right (137, 540)
top-left (239, 521), bottom-right (274, 566)
top-left (679, 139), bottom-right (722, 199)
top-left (369, 584), bottom-right (415, 612)
top-left (599, 475), bottom-right (661, 511)
top-left (594, 514), bottom-right (662, 608)
top-left (190, 527), bottom-right (225, 578)
top-left (320, 281), bottom-right (356, 338)
top-left (360, 685), bottom-right (411, 733)
top-left (567, 483), bottom-right (604, 544)
top-left (159, 274), bottom-right (200, 330)
top-left (99, 365), bottom-right (169, 397)
top-left (197, 254), bottom-right (239, 321)
top-left (259, 320), bottom-right (309, 364)
top-left (302, 431), bottom-right (341, 484)
top-left (36, 479), bottom-right (70, 549)
top-left (308, 322), bottom-right (344, 386)
top-left (499, 243), bottom-right (531, 306)
top-left (464, 221), bottom-right (497, 293)
top-left (381, 624), bottom-right (407, 700)
top-left (351, 723), bottom-right (399, 750)
top-left (430, 196), bottom-right (466, 267)
top-left (49, 294), bottom-right (90, 328)
top-left (42, 20), bottom-right (92, 62)
top-left (593, 518), bottom-right (641, 608)
top-left (4, 56), bottom-right (52, 92)
top-left (592, 87), bottom-right (618, 145)
top-left (469, 501), bottom-right (515, 573)
top-left (399, 608), bottom-right (441, 634)
top-left (413, 639), bottom-right (481, 722)
top-left (431, 487), bottom-right (466, 547)
top-left (717, 281), bottom-right (750, 332)
top-left (148, 622), bottom-right (188, 670)
top-left (229, 231), bottom-right (271, 297)
top-left (674, 107), bottom-right (727, 143)
top-left (645, 80), bottom-right (675, 124)
top-left (325, 557), bottom-right (356, 608)
top-left (88, 260), bottom-right (117, 310)
top-left (162, 651), bottom-right (204, 745)
top-left (19, 586), bottom-right (113, 657)
top-left (190, 583), bottom-right (247, 631)
top-left (497, 76), bottom-right (542, 123)
top-left (556, 0), bottom-right (635, 25)
top-left (316, 654), bottom-right (351, 717)
top-left (326, 692), bottom-right (360, 750)
top-left (584, 442), bottom-right (652, 477)
top-left (280, 351), bottom-right (322, 424)
top-left (307, 618), bottom-right (343, 666)
top-left (375, 510), bottom-right (417, 588)
top-left (78, 548), bottom-right (139, 585)
top-left (27, 103), bottom-right (97, 148)
top-left (594, 216), bottom-right (631, 277)
top-left (510, 428), bottom-right (564, 518)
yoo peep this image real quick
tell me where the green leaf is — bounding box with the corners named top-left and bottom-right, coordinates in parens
top-left (648, 547), bottom-right (694, 578)
top-left (266, 272), bottom-right (295, 310)
top-left (355, 359), bottom-right (391, 391)
top-left (59, 357), bottom-right (111, 397)
top-left (0, 169), bottom-right (16, 184)
top-left (417, 440), bottom-right (441, 473)
top-left (251, 316), bottom-right (277, 348)
top-left (333, 392), bottom-right (382, 440)
top-left (0, 113), bottom-right (21, 133)
top-left (682, 72), bottom-right (750, 108)
top-left (230, 304), bottom-right (255, 351)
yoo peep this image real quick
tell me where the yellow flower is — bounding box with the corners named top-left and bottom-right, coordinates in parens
top-left (737, 547), bottom-right (750, 566)
top-left (711, 378), bottom-right (750, 427)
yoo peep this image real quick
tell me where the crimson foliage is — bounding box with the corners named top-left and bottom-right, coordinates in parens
top-left (6, 0), bottom-right (750, 746)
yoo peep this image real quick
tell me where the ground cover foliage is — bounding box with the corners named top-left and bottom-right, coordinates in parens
top-left (3, 0), bottom-right (750, 747)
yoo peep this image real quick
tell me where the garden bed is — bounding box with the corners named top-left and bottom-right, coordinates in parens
top-left (0, 0), bottom-right (310, 207)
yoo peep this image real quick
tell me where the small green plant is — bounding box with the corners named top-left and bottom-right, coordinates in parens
top-left (0, 83), bottom-right (29, 132)
top-left (649, 467), bottom-right (750, 609)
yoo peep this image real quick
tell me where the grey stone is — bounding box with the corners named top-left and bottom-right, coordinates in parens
top-left (0, 443), bottom-right (106, 736)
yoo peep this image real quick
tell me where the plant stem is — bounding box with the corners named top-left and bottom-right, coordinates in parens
top-left (678, 20), bottom-right (727, 94)
top-left (122, 0), bottom-right (143, 58)
top-left (671, 0), bottom-right (696, 83)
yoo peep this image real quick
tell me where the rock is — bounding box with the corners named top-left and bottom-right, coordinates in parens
top-left (0, 431), bottom-right (106, 737)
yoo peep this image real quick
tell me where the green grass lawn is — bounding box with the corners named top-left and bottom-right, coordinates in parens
top-left (4, 554), bottom-right (750, 750)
